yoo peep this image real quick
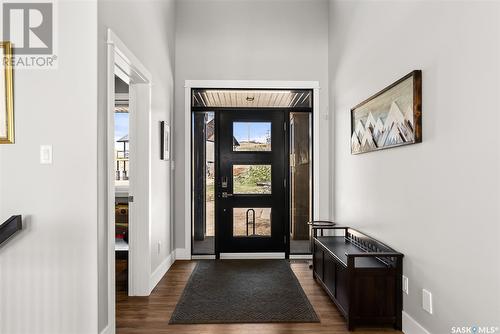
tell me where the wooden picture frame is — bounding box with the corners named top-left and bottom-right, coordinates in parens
top-left (351, 70), bottom-right (422, 154)
top-left (0, 42), bottom-right (14, 144)
top-left (160, 121), bottom-right (170, 161)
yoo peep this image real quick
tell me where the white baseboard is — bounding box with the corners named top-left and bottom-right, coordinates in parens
top-left (403, 311), bottom-right (432, 334)
top-left (192, 254), bottom-right (216, 259)
top-left (99, 325), bottom-right (112, 334)
top-left (290, 254), bottom-right (312, 260)
top-left (150, 251), bottom-right (175, 292)
top-left (220, 252), bottom-right (285, 259)
top-left (175, 247), bottom-right (191, 260)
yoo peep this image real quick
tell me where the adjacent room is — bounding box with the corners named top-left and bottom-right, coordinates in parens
top-left (114, 76), bottom-right (130, 295)
top-left (0, 1), bottom-right (498, 334)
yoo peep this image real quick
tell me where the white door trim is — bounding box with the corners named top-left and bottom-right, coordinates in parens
top-left (290, 254), bottom-right (313, 260)
top-left (105, 29), bottom-right (152, 334)
top-left (183, 80), bottom-right (321, 260)
top-left (220, 253), bottom-right (286, 260)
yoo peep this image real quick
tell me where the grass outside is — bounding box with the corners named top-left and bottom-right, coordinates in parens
top-left (234, 165), bottom-right (271, 194)
top-left (234, 183), bottom-right (270, 194)
top-left (206, 178), bottom-right (215, 236)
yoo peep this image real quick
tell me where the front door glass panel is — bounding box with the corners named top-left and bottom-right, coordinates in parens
top-left (233, 122), bottom-right (271, 151)
top-left (233, 165), bottom-right (272, 194)
top-left (233, 208), bottom-right (271, 237)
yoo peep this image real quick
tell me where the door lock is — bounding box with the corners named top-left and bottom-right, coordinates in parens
top-left (221, 192), bottom-right (233, 198)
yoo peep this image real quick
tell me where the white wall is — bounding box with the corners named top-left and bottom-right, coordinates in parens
top-left (98, 0), bottom-right (176, 331)
top-left (0, 1), bottom-right (98, 333)
top-left (329, 1), bottom-right (500, 333)
top-left (174, 0), bottom-right (331, 252)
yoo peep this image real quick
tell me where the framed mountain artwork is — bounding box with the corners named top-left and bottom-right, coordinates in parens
top-left (351, 70), bottom-right (422, 154)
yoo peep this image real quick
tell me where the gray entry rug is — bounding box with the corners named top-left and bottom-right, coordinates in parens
top-left (169, 260), bottom-right (319, 324)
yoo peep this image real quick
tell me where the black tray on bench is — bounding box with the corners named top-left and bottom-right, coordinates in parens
top-left (312, 226), bottom-right (404, 331)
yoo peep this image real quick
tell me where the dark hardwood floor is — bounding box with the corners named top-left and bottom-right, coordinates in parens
top-left (115, 258), bottom-right (128, 295)
top-left (116, 260), bottom-right (403, 334)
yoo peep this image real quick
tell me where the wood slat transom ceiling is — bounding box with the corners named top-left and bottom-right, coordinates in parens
top-left (192, 89), bottom-right (312, 109)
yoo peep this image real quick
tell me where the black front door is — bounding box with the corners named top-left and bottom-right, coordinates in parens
top-left (216, 110), bottom-right (286, 254)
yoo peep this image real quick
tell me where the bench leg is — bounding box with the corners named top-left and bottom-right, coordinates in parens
top-left (395, 314), bottom-right (402, 331)
top-left (347, 320), bottom-right (355, 332)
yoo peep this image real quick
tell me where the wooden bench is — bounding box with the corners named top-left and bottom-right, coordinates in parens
top-left (312, 226), bottom-right (404, 331)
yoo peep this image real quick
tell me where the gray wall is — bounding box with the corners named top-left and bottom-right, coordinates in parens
top-left (115, 76), bottom-right (129, 94)
top-left (97, 0), bottom-right (176, 330)
top-left (329, 1), bottom-right (500, 333)
top-left (0, 2), bottom-right (98, 333)
top-left (174, 0), bottom-right (331, 251)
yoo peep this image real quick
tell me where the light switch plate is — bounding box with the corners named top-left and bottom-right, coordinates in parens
top-left (402, 275), bottom-right (409, 294)
top-left (422, 289), bottom-right (433, 314)
top-left (40, 145), bottom-right (53, 164)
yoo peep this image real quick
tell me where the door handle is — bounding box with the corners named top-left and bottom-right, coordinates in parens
top-left (221, 192), bottom-right (233, 198)
top-left (128, 196), bottom-right (134, 203)
top-left (221, 176), bottom-right (228, 188)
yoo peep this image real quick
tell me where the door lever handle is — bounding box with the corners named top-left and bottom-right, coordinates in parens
top-left (221, 192), bottom-right (233, 198)
top-left (221, 176), bottom-right (228, 188)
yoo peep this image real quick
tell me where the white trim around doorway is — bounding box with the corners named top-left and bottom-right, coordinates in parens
top-left (183, 80), bottom-right (321, 260)
top-left (105, 29), bottom-right (153, 334)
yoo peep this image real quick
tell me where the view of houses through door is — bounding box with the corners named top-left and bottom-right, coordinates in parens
top-left (192, 88), bottom-right (313, 258)
top-left (114, 76), bottom-right (130, 295)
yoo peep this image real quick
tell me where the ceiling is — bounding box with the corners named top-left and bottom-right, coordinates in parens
top-left (192, 89), bottom-right (312, 109)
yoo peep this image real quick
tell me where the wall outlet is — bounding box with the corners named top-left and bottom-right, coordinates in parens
top-left (157, 241), bottom-right (161, 255)
top-left (422, 289), bottom-right (433, 314)
top-left (402, 275), bottom-right (409, 295)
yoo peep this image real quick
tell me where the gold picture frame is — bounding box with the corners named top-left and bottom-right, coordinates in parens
top-left (0, 41), bottom-right (14, 144)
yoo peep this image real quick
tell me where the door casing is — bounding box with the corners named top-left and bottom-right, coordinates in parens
top-left (184, 80), bottom-right (321, 260)
top-left (104, 28), bottom-right (153, 333)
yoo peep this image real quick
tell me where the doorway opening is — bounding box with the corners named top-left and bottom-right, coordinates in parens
top-left (191, 88), bottom-right (313, 258)
top-left (105, 29), bottom-right (154, 332)
top-left (114, 75), bottom-right (129, 295)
